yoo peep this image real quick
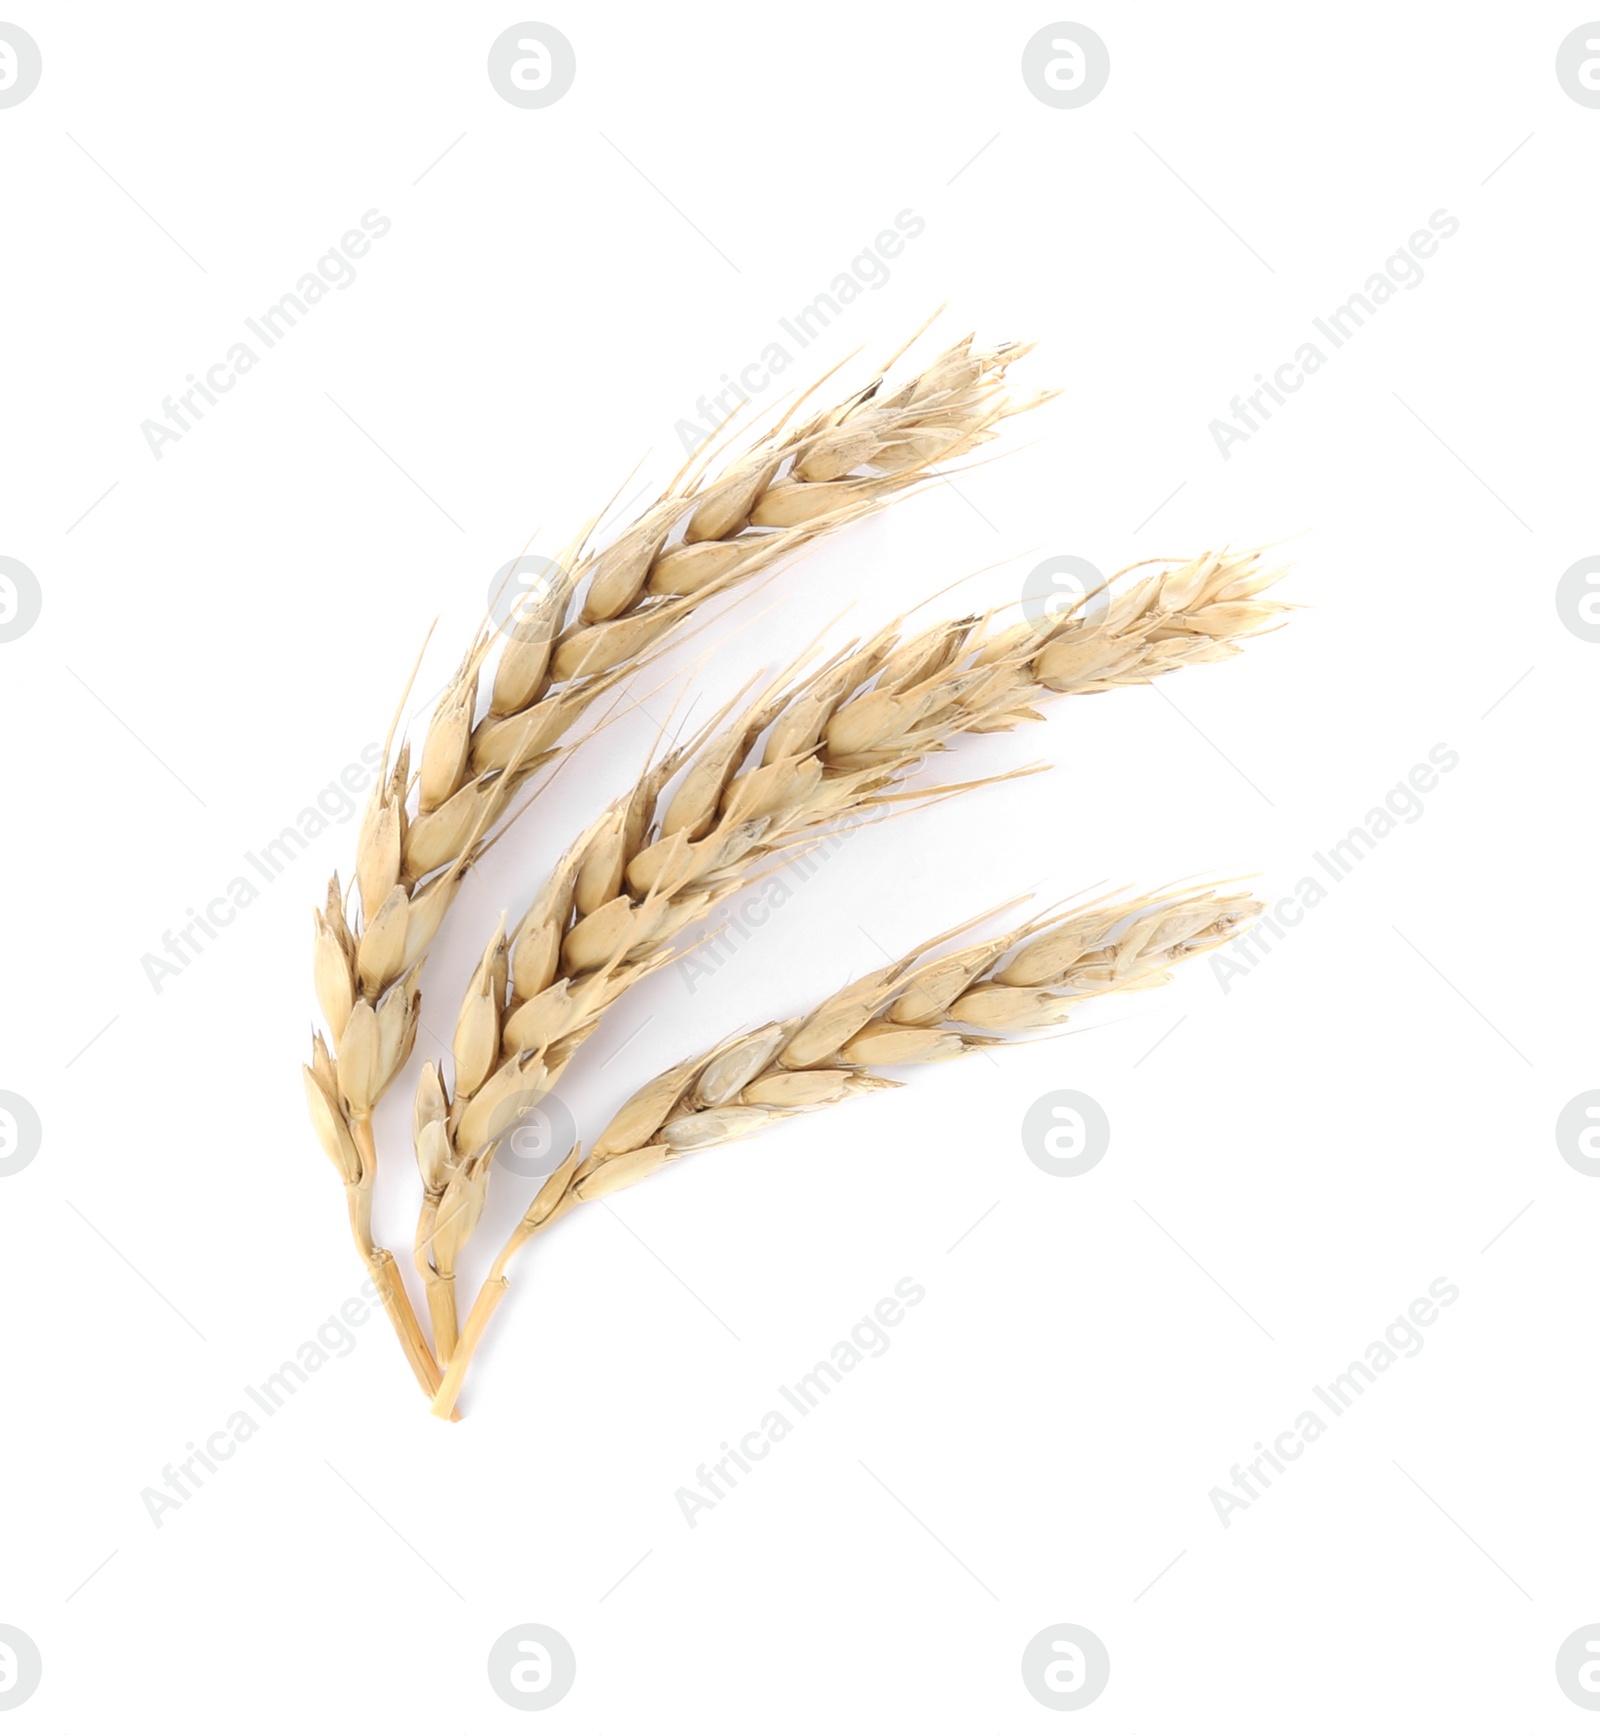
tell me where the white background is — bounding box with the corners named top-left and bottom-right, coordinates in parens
top-left (3, 2), bottom-right (1596, 1727)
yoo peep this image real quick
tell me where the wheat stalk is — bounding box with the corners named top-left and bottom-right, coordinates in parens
top-left (416, 548), bottom-right (1287, 1355)
top-left (304, 330), bottom-right (1049, 1392)
top-left (430, 883), bottom-right (1260, 1415)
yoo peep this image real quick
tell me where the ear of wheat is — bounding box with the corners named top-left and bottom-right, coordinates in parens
top-left (413, 546), bottom-right (1285, 1358)
top-left (428, 883), bottom-right (1261, 1415)
top-left (303, 332), bottom-right (1047, 1397)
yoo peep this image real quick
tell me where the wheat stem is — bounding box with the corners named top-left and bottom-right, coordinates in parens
top-left (429, 1190), bottom-right (581, 1419)
top-left (430, 1157), bottom-right (583, 1418)
top-left (413, 1194), bottom-right (458, 1365)
top-left (431, 1281), bottom-right (508, 1419)
top-left (344, 1117), bottom-right (443, 1403)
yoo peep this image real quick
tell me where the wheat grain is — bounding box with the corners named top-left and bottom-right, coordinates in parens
top-left (430, 884), bottom-right (1260, 1415)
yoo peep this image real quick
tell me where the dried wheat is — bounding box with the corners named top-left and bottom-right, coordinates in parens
top-left (431, 885), bottom-right (1260, 1415)
top-left (305, 330), bottom-right (1047, 1384)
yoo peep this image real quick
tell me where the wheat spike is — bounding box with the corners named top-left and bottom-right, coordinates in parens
top-left (430, 884), bottom-right (1260, 1415)
top-left (580, 885), bottom-right (1261, 1175)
